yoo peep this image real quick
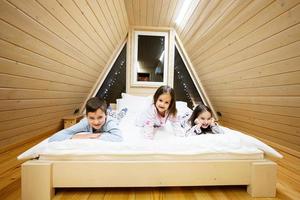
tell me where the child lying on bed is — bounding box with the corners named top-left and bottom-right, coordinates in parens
top-left (184, 104), bottom-right (224, 135)
top-left (136, 85), bottom-right (185, 139)
top-left (48, 97), bottom-right (123, 142)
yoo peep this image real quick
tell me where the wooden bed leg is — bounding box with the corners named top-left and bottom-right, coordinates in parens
top-left (22, 161), bottom-right (54, 200)
top-left (247, 161), bottom-right (277, 197)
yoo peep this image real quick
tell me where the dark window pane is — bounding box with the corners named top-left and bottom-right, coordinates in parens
top-left (96, 44), bottom-right (126, 105)
top-left (137, 35), bottom-right (165, 82)
top-left (174, 47), bottom-right (203, 108)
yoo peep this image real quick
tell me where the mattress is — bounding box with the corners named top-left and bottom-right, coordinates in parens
top-left (39, 152), bottom-right (263, 161)
top-left (18, 113), bottom-right (282, 161)
top-left (18, 96), bottom-right (282, 160)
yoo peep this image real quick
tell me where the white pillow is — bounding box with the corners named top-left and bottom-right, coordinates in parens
top-left (116, 98), bottom-right (124, 112)
top-left (121, 93), bottom-right (152, 101)
top-left (176, 101), bottom-right (192, 116)
top-left (119, 94), bottom-right (153, 115)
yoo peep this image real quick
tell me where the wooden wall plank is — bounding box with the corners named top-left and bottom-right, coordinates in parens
top-left (205, 71), bottom-right (300, 91)
top-left (56, 0), bottom-right (111, 54)
top-left (0, 98), bottom-right (83, 111)
top-left (0, 118), bottom-right (60, 143)
top-left (203, 56), bottom-right (300, 86)
top-left (216, 106), bottom-right (300, 127)
top-left (139, 0), bottom-right (147, 26)
top-left (0, 58), bottom-right (93, 87)
top-left (73, 0), bottom-right (115, 52)
top-left (0, 109), bottom-right (73, 132)
top-left (221, 119), bottom-right (300, 153)
top-left (37, 0), bottom-right (109, 61)
top-left (0, 20), bottom-right (99, 77)
top-left (200, 40), bottom-right (300, 80)
top-left (211, 96), bottom-right (300, 108)
top-left (113, 0), bottom-right (129, 35)
top-left (0, 75), bottom-right (90, 94)
top-left (189, 0), bottom-right (274, 59)
top-left (105, 0), bottom-right (125, 39)
top-left (0, 123), bottom-right (62, 153)
top-left (0, 39), bottom-right (95, 81)
top-left (182, 0), bottom-right (233, 44)
top-left (124, 0), bottom-right (135, 25)
top-left (8, 0), bottom-right (107, 66)
top-left (0, 104), bottom-right (79, 122)
top-left (221, 111), bottom-right (299, 141)
top-left (0, 88), bottom-right (87, 100)
top-left (176, 0), bottom-right (210, 37)
top-left (158, 0), bottom-right (170, 26)
top-left (207, 84), bottom-right (300, 97)
top-left (192, 1), bottom-right (299, 65)
top-left (0, 0), bottom-right (128, 161)
top-left (213, 101), bottom-right (300, 117)
top-left (195, 6), bottom-right (300, 74)
top-left (152, 0), bottom-right (161, 26)
top-left (169, 0), bottom-right (184, 27)
top-left (0, 0), bottom-right (101, 72)
top-left (186, 0), bottom-right (253, 55)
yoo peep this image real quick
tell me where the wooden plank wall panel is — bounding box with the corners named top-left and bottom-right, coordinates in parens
top-left (0, 0), bottom-right (128, 195)
top-left (0, 0), bottom-right (128, 154)
top-left (123, 0), bottom-right (300, 196)
top-left (177, 0), bottom-right (300, 194)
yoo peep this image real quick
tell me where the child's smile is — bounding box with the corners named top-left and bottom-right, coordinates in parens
top-left (155, 93), bottom-right (171, 115)
top-left (87, 108), bottom-right (106, 130)
top-left (196, 111), bottom-right (212, 129)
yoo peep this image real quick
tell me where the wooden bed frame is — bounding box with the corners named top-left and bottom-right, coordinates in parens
top-left (21, 159), bottom-right (277, 200)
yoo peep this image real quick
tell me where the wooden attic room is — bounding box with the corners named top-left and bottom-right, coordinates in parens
top-left (0, 0), bottom-right (299, 199)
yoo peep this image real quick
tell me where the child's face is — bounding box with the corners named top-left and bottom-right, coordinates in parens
top-left (155, 93), bottom-right (172, 114)
top-left (87, 108), bottom-right (106, 130)
top-left (195, 111), bottom-right (212, 128)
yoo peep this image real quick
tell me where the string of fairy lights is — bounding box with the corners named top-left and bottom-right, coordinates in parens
top-left (97, 46), bottom-right (126, 102)
top-left (101, 60), bottom-right (125, 100)
top-left (174, 64), bottom-right (194, 107)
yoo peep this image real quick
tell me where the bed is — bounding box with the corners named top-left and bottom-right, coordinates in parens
top-left (18, 94), bottom-right (282, 200)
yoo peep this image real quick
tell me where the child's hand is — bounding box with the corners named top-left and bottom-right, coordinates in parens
top-left (72, 133), bottom-right (101, 139)
top-left (89, 133), bottom-right (101, 139)
top-left (194, 119), bottom-right (203, 128)
top-left (210, 118), bottom-right (216, 126)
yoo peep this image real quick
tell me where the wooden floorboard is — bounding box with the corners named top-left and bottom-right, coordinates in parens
top-left (1, 182), bottom-right (296, 200)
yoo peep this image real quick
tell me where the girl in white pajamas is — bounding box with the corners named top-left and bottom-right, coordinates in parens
top-left (136, 85), bottom-right (185, 139)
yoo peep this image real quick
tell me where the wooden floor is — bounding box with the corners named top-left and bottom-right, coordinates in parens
top-left (0, 182), bottom-right (293, 200)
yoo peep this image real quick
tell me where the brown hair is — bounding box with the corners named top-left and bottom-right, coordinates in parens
top-left (153, 85), bottom-right (177, 117)
top-left (188, 104), bottom-right (212, 126)
top-left (188, 104), bottom-right (213, 134)
top-left (85, 97), bottom-right (107, 115)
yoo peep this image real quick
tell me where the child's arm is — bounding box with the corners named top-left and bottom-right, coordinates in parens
top-left (48, 118), bottom-right (90, 142)
top-left (99, 118), bottom-right (123, 142)
top-left (135, 105), bottom-right (157, 139)
top-left (210, 118), bottom-right (224, 134)
top-left (71, 133), bottom-right (101, 139)
top-left (210, 123), bottom-right (224, 134)
top-left (170, 116), bottom-right (186, 137)
top-left (186, 124), bottom-right (202, 136)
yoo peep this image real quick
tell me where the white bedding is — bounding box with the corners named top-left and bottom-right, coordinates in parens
top-left (18, 110), bottom-right (282, 160)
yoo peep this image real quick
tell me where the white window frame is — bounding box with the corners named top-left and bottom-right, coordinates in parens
top-left (132, 31), bottom-right (169, 87)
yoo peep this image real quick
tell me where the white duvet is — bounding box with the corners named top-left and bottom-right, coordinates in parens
top-left (18, 113), bottom-right (282, 160)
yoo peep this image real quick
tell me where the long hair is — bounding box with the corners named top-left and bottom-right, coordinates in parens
top-left (153, 85), bottom-right (177, 117)
top-left (188, 104), bottom-right (213, 134)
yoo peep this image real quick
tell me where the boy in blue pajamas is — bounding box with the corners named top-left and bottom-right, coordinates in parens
top-left (49, 97), bottom-right (123, 142)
